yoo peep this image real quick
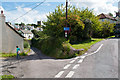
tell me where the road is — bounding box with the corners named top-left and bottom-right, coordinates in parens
top-left (1, 38), bottom-right (119, 78)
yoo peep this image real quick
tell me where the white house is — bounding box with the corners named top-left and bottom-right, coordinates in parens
top-left (21, 30), bottom-right (34, 40)
top-left (0, 11), bottom-right (24, 53)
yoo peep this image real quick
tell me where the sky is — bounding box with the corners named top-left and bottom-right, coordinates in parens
top-left (0, 0), bottom-right (120, 24)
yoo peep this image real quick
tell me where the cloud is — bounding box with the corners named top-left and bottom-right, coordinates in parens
top-left (0, 5), bottom-right (4, 11)
top-left (41, 2), bottom-right (51, 6)
top-left (70, 0), bottom-right (118, 16)
top-left (1, 6), bottom-right (49, 24)
top-left (1, 1), bottom-right (119, 24)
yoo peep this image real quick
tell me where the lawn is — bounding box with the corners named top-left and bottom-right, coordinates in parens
top-left (71, 38), bottom-right (103, 49)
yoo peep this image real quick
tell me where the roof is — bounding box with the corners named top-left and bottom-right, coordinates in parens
top-left (98, 13), bottom-right (117, 21)
top-left (6, 22), bottom-right (24, 38)
top-left (21, 30), bottom-right (33, 34)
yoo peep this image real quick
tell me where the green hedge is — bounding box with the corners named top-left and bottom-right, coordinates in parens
top-left (24, 40), bottom-right (30, 48)
top-left (31, 31), bottom-right (77, 59)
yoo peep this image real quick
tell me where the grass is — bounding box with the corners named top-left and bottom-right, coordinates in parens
top-left (62, 38), bottom-right (103, 57)
top-left (71, 38), bottom-right (103, 49)
top-left (0, 52), bottom-right (27, 57)
top-left (106, 35), bottom-right (115, 38)
top-left (0, 75), bottom-right (15, 80)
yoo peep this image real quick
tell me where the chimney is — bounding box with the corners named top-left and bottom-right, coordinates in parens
top-left (0, 10), bottom-right (5, 28)
top-left (1, 10), bottom-right (3, 14)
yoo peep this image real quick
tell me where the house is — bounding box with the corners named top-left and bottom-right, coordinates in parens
top-left (98, 13), bottom-right (117, 23)
top-left (0, 11), bottom-right (24, 53)
top-left (21, 30), bottom-right (34, 40)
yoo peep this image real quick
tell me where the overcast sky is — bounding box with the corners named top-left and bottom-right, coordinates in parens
top-left (0, 0), bottom-right (119, 24)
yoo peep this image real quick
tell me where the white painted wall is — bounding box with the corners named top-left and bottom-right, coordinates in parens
top-left (0, 13), bottom-right (24, 53)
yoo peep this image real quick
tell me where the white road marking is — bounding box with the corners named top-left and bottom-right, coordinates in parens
top-left (74, 56), bottom-right (79, 60)
top-left (80, 56), bottom-right (86, 59)
top-left (55, 71), bottom-right (64, 78)
top-left (69, 60), bottom-right (76, 63)
top-left (78, 59), bottom-right (83, 63)
top-left (86, 44), bottom-right (103, 56)
top-left (72, 64), bottom-right (79, 69)
top-left (63, 64), bottom-right (71, 69)
top-left (65, 71), bottom-right (74, 78)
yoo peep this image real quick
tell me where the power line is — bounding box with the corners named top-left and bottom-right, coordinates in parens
top-left (10, 0), bottom-right (46, 22)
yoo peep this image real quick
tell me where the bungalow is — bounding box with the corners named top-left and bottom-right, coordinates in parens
top-left (0, 11), bottom-right (24, 53)
top-left (98, 13), bottom-right (117, 23)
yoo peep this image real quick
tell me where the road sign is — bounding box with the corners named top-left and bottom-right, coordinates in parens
top-left (64, 27), bottom-right (70, 31)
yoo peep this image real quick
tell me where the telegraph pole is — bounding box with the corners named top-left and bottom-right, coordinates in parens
top-left (66, 0), bottom-right (68, 20)
top-left (65, 0), bottom-right (68, 40)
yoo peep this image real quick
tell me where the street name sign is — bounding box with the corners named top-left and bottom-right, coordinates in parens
top-left (64, 27), bottom-right (70, 31)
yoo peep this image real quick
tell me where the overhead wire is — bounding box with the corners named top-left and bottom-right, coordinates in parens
top-left (10, 0), bottom-right (46, 22)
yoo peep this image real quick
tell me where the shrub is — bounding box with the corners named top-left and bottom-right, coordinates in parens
top-left (24, 40), bottom-right (30, 48)
top-left (1, 75), bottom-right (15, 80)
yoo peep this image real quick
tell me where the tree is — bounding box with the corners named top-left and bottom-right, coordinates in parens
top-left (108, 13), bottom-right (113, 17)
top-left (15, 23), bottom-right (19, 25)
top-left (101, 21), bottom-right (115, 37)
top-left (19, 22), bottom-right (25, 27)
top-left (43, 5), bottom-right (101, 42)
top-left (92, 20), bottom-right (115, 38)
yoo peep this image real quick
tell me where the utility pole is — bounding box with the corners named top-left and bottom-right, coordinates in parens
top-left (66, 0), bottom-right (68, 20)
top-left (65, 0), bottom-right (68, 40)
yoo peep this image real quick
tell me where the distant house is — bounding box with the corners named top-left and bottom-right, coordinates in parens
top-left (98, 13), bottom-right (117, 23)
top-left (21, 30), bottom-right (34, 40)
top-left (0, 11), bottom-right (24, 53)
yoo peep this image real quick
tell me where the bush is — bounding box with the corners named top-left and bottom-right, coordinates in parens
top-left (1, 75), bottom-right (15, 80)
top-left (31, 31), bottom-right (77, 59)
top-left (24, 40), bottom-right (30, 48)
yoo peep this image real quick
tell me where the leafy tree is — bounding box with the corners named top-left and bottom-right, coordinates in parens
top-left (43, 5), bottom-right (101, 42)
top-left (92, 20), bottom-right (115, 38)
top-left (19, 22), bottom-right (25, 27)
top-left (101, 21), bottom-right (115, 37)
top-left (15, 23), bottom-right (19, 25)
top-left (108, 13), bottom-right (113, 17)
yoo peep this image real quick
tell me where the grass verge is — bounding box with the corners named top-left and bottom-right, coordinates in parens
top-left (71, 38), bottom-right (103, 49)
top-left (63, 38), bottom-right (103, 56)
top-left (0, 75), bottom-right (15, 80)
top-left (0, 52), bottom-right (27, 57)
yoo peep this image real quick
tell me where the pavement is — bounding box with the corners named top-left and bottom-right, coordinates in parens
top-left (0, 38), bottom-right (119, 79)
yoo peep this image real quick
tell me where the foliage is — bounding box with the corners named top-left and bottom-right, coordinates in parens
top-left (24, 40), bottom-right (30, 48)
top-left (31, 5), bottom-right (113, 59)
top-left (71, 38), bottom-right (103, 49)
top-left (43, 5), bottom-right (102, 43)
top-left (0, 75), bottom-right (15, 80)
top-left (92, 20), bottom-right (115, 38)
top-left (18, 22), bottom-right (25, 27)
top-left (0, 52), bottom-right (27, 57)
top-left (108, 13), bottom-right (113, 17)
top-left (32, 30), bottom-right (76, 58)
